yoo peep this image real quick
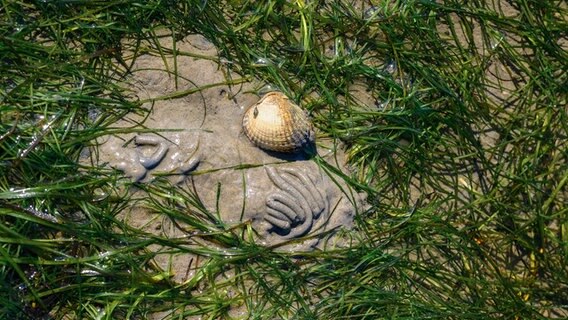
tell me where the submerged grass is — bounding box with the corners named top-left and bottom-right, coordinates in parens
top-left (1, 0), bottom-right (567, 319)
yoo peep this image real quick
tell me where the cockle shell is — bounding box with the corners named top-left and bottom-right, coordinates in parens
top-left (242, 92), bottom-right (315, 153)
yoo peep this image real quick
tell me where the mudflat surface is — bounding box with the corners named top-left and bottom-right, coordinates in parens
top-left (93, 34), bottom-right (365, 286)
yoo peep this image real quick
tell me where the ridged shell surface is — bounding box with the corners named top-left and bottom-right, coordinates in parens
top-left (243, 92), bottom-right (315, 153)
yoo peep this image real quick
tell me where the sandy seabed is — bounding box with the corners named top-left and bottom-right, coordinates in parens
top-left (92, 34), bottom-right (366, 298)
